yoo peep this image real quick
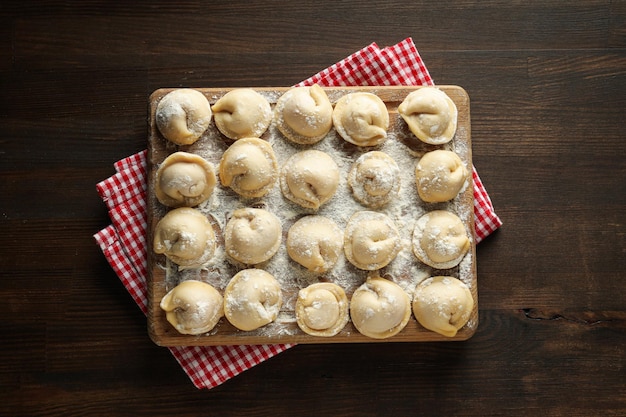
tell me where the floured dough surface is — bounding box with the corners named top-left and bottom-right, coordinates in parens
top-left (413, 210), bottom-right (471, 269)
top-left (344, 211), bottom-right (402, 270)
top-left (398, 87), bottom-right (458, 145)
top-left (160, 280), bottom-right (224, 335)
top-left (212, 88), bottom-right (272, 140)
top-left (286, 215), bottom-right (343, 273)
top-left (219, 137), bottom-right (278, 198)
top-left (295, 282), bottom-right (349, 337)
top-left (155, 151), bottom-right (216, 208)
top-left (333, 92), bottom-right (389, 147)
top-left (349, 275), bottom-right (411, 339)
top-left (280, 149), bottom-right (340, 210)
top-left (148, 86), bottom-right (476, 345)
top-left (275, 84), bottom-right (333, 144)
top-left (415, 149), bottom-right (469, 203)
top-left (223, 268), bottom-right (283, 331)
top-left (152, 207), bottom-right (216, 269)
top-left (155, 89), bottom-right (212, 145)
top-left (412, 276), bottom-right (474, 337)
top-left (224, 207), bottom-right (282, 265)
top-left (348, 151), bottom-right (401, 208)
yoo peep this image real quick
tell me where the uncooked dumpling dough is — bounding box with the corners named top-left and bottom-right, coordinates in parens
top-left (415, 150), bottom-right (468, 203)
top-left (280, 150), bottom-right (340, 210)
top-left (398, 87), bottom-right (458, 145)
top-left (153, 207), bottom-right (216, 269)
top-left (286, 215), bottom-right (343, 273)
top-left (348, 151), bottom-right (400, 208)
top-left (295, 282), bottom-right (349, 337)
top-left (412, 276), bottom-right (474, 337)
top-left (160, 280), bottom-right (224, 335)
top-left (211, 89), bottom-right (272, 140)
top-left (350, 275), bottom-right (411, 339)
top-left (224, 208), bottom-right (282, 265)
top-left (155, 151), bottom-right (216, 208)
top-left (333, 92), bottom-right (389, 147)
top-left (223, 268), bottom-right (282, 331)
top-left (275, 85), bottom-right (333, 144)
top-left (344, 211), bottom-right (402, 270)
top-left (412, 210), bottom-right (470, 269)
top-left (219, 137), bottom-right (278, 198)
top-left (155, 89), bottom-right (212, 145)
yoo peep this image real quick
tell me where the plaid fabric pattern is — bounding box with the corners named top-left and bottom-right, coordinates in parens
top-left (94, 152), bottom-right (296, 388)
top-left (471, 168), bottom-right (502, 243)
top-left (94, 37), bottom-right (501, 390)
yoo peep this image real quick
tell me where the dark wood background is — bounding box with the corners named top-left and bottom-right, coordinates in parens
top-left (1, 1), bottom-right (625, 416)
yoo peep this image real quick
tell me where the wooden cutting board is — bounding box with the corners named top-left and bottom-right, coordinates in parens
top-left (146, 86), bottom-right (477, 346)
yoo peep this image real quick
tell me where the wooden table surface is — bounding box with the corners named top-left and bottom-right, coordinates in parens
top-left (2, 1), bottom-right (625, 416)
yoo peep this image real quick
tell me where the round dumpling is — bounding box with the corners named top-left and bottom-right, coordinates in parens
top-left (280, 150), bottom-right (340, 210)
top-left (155, 89), bottom-right (212, 145)
top-left (415, 150), bottom-right (468, 203)
top-left (412, 210), bottom-right (471, 269)
top-left (412, 276), bottom-right (474, 337)
top-left (286, 215), bottom-right (343, 273)
top-left (344, 211), bottom-right (402, 270)
top-left (223, 269), bottom-right (282, 331)
top-left (219, 137), bottom-right (278, 198)
top-left (155, 151), bottom-right (216, 208)
top-left (295, 282), bottom-right (349, 337)
top-left (350, 276), bottom-right (411, 339)
top-left (160, 280), bottom-right (223, 335)
top-left (332, 92), bottom-right (389, 147)
top-left (211, 88), bottom-right (272, 140)
top-left (398, 87), bottom-right (458, 145)
top-left (348, 151), bottom-right (400, 208)
top-left (152, 207), bottom-right (216, 269)
top-left (275, 85), bottom-right (333, 144)
top-left (224, 207), bottom-right (282, 265)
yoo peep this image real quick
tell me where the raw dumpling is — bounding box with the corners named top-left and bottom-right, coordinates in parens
top-left (275, 84), bottom-right (333, 144)
top-left (211, 88), bottom-right (272, 140)
top-left (412, 210), bottom-right (471, 269)
top-left (398, 87), bottom-right (458, 145)
top-left (280, 150), bottom-right (340, 210)
top-left (160, 280), bottom-right (223, 335)
top-left (348, 151), bottom-right (400, 208)
top-left (344, 211), bottom-right (402, 270)
top-left (415, 150), bottom-right (468, 203)
top-left (155, 151), bottom-right (216, 208)
top-left (223, 268), bottom-right (282, 331)
top-left (295, 282), bottom-right (349, 337)
top-left (286, 215), bottom-right (343, 273)
top-left (412, 276), bottom-right (474, 337)
top-left (332, 92), bottom-right (389, 147)
top-left (155, 89), bottom-right (212, 146)
top-left (350, 275), bottom-right (411, 339)
top-left (152, 207), bottom-right (216, 269)
top-left (219, 137), bottom-right (278, 198)
top-left (224, 207), bottom-right (282, 265)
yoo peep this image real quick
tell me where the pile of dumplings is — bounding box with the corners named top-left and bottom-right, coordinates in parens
top-left (151, 85), bottom-right (475, 341)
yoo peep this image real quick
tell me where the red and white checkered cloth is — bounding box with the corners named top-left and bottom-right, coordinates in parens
top-left (94, 37), bottom-right (502, 390)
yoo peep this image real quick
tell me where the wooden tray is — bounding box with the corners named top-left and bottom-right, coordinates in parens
top-left (146, 86), bottom-right (477, 346)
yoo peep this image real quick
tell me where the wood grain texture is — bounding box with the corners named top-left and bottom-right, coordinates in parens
top-left (1, 0), bottom-right (625, 416)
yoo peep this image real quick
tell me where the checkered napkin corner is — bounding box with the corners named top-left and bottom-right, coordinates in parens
top-left (471, 167), bottom-right (502, 243)
top-left (94, 37), bottom-right (502, 390)
top-left (93, 151), bottom-right (294, 389)
top-left (296, 38), bottom-right (433, 88)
